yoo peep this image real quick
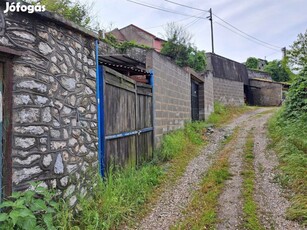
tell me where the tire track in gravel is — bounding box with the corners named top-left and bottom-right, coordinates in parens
top-left (253, 116), bottom-right (307, 230)
top-left (216, 112), bottom-right (273, 230)
top-left (136, 108), bottom-right (273, 230)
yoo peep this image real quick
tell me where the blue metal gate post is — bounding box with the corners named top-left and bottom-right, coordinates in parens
top-left (95, 40), bottom-right (105, 177)
top-left (149, 69), bottom-right (155, 154)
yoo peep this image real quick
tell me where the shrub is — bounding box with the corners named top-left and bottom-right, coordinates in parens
top-left (0, 182), bottom-right (59, 230)
top-left (283, 68), bottom-right (307, 119)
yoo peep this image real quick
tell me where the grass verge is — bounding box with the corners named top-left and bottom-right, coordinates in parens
top-left (241, 131), bottom-right (264, 230)
top-left (56, 104), bottom-right (254, 229)
top-left (171, 128), bottom-right (239, 229)
top-left (268, 110), bottom-right (307, 226)
top-left (207, 102), bottom-right (254, 126)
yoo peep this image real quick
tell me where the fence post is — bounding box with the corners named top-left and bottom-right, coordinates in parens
top-left (95, 40), bottom-right (105, 177)
top-left (149, 69), bottom-right (155, 155)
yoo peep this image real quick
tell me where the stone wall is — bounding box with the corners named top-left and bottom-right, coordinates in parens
top-left (146, 51), bottom-right (191, 146)
top-left (213, 77), bottom-right (244, 106)
top-left (247, 69), bottom-right (272, 80)
top-left (249, 79), bottom-right (282, 106)
top-left (0, 7), bottom-right (97, 205)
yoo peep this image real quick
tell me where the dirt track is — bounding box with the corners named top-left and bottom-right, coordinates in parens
top-left (135, 108), bottom-right (305, 230)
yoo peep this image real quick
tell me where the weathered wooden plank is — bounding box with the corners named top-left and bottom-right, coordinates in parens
top-left (103, 67), bottom-right (153, 170)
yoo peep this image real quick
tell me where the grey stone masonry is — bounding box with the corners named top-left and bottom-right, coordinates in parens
top-left (213, 77), bottom-right (244, 106)
top-left (146, 51), bottom-right (191, 146)
top-left (0, 5), bottom-right (97, 205)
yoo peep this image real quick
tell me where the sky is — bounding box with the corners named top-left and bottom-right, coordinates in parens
top-left (79, 0), bottom-right (307, 63)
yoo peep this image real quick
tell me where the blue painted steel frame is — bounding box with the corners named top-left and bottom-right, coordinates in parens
top-left (95, 40), bottom-right (105, 177)
top-left (105, 127), bottom-right (153, 140)
top-left (149, 69), bottom-right (155, 149)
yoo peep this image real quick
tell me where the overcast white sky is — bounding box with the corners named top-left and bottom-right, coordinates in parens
top-left (81, 0), bottom-right (307, 63)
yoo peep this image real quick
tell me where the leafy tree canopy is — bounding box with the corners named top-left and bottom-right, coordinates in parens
top-left (245, 57), bottom-right (259, 69)
top-left (25, 0), bottom-right (94, 29)
top-left (264, 59), bottom-right (291, 82)
top-left (161, 23), bottom-right (206, 72)
top-left (287, 29), bottom-right (307, 74)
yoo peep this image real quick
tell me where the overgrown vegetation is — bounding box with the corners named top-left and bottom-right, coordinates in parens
top-left (269, 111), bottom-right (307, 225)
top-left (245, 57), bottom-right (260, 70)
top-left (241, 131), bottom-right (264, 230)
top-left (57, 121), bottom-right (209, 229)
top-left (268, 64), bottom-right (307, 225)
top-left (287, 29), bottom-right (307, 72)
top-left (25, 0), bottom-right (95, 29)
top-left (171, 129), bottom-right (238, 229)
top-left (161, 23), bottom-right (206, 72)
top-left (0, 104), bottom-right (252, 229)
top-left (207, 102), bottom-right (253, 126)
top-left (0, 182), bottom-right (59, 230)
top-left (103, 33), bottom-right (151, 53)
top-left (264, 59), bottom-right (291, 82)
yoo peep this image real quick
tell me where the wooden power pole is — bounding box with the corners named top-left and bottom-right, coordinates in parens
top-left (209, 8), bottom-right (215, 53)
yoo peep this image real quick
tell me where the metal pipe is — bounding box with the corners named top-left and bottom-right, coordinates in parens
top-left (105, 127), bottom-right (154, 140)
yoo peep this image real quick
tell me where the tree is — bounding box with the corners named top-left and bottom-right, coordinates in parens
top-left (161, 23), bottom-right (206, 72)
top-left (245, 57), bottom-right (259, 69)
top-left (287, 30), bottom-right (307, 73)
top-left (25, 0), bottom-right (94, 29)
top-left (264, 60), bottom-right (290, 82)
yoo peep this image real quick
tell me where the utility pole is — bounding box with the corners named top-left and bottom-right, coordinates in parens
top-left (208, 8), bottom-right (214, 53)
top-left (281, 47), bottom-right (286, 59)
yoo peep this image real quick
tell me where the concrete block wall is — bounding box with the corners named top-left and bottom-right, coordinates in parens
top-left (198, 83), bottom-right (205, 120)
top-left (249, 79), bottom-right (282, 106)
top-left (146, 51), bottom-right (191, 146)
top-left (247, 69), bottom-right (272, 80)
top-left (213, 77), bottom-right (244, 106)
top-left (204, 71), bottom-right (214, 119)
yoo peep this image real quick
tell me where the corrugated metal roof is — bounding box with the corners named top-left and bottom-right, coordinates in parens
top-left (98, 54), bottom-right (149, 76)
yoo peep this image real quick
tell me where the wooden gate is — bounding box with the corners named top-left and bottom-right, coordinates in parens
top-left (102, 66), bottom-right (153, 170)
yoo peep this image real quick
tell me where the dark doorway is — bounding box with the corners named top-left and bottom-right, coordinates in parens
top-left (191, 80), bottom-right (199, 121)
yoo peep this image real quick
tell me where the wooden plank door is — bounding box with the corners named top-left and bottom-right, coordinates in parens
top-left (191, 80), bottom-right (199, 121)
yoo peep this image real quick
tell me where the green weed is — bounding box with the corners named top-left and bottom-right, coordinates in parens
top-left (207, 102), bottom-right (253, 126)
top-left (241, 132), bottom-right (264, 230)
top-left (171, 129), bottom-right (239, 229)
top-left (268, 110), bottom-right (307, 226)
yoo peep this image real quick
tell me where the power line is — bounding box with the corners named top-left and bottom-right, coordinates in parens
top-left (164, 0), bottom-right (282, 50)
top-left (127, 0), bottom-right (208, 19)
top-left (213, 13), bottom-right (282, 50)
top-left (184, 12), bottom-right (208, 28)
top-left (164, 0), bottom-right (209, 12)
top-left (145, 12), bottom-right (206, 30)
top-left (214, 21), bottom-right (280, 51)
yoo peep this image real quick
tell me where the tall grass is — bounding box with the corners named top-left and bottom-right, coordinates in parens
top-left (269, 110), bottom-right (307, 226)
top-left (171, 129), bottom-right (238, 229)
top-left (56, 103), bottom-right (252, 229)
top-left (207, 102), bottom-right (252, 126)
top-left (159, 121), bottom-right (208, 161)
